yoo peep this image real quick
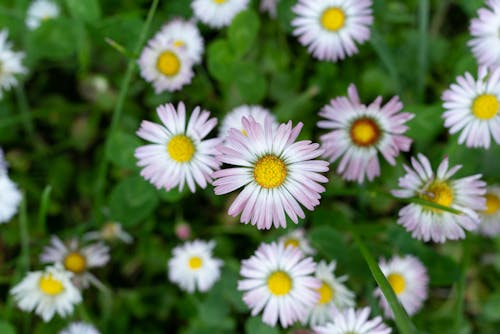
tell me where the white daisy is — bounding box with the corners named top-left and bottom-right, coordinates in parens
top-left (191, 0), bottom-right (250, 28)
top-left (0, 29), bottom-right (27, 99)
top-left (84, 222), bottom-right (133, 244)
top-left (304, 260), bottom-right (355, 327)
top-left (442, 66), bottom-right (500, 148)
top-left (278, 228), bottom-right (316, 255)
top-left (477, 185), bottom-right (500, 237)
top-left (238, 241), bottom-right (320, 328)
top-left (135, 102), bottom-right (220, 193)
top-left (219, 105), bottom-right (277, 139)
top-left (168, 239), bottom-right (223, 293)
top-left (59, 322), bottom-right (100, 334)
top-left (260, 0), bottom-right (279, 17)
top-left (292, 0), bottom-right (373, 62)
top-left (314, 307), bottom-right (391, 334)
top-left (468, 0), bottom-right (500, 69)
top-left (0, 172), bottom-right (22, 224)
top-left (158, 18), bottom-right (204, 64)
top-left (40, 236), bottom-right (110, 289)
top-left (10, 264), bottom-right (82, 322)
top-left (375, 255), bottom-right (429, 318)
top-left (26, 0), bottom-right (60, 30)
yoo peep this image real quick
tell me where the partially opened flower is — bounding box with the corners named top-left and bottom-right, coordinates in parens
top-left (219, 105), bottom-right (277, 139)
top-left (292, 0), bottom-right (373, 62)
top-left (0, 29), bottom-right (27, 99)
top-left (314, 307), bottom-right (391, 334)
top-left (375, 255), bottom-right (429, 318)
top-left (318, 84), bottom-right (413, 183)
top-left (468, 0), bottom-right (500, 69)
top-left (158, 18), bottom-right (204, 64)
top-left (10, 264), bottom-right (82, 322)
top-left (392, 154), bottom-right (486, 243)
top-left (238, 241), bottom-right (320, 328)
top-left (278, 228), bottom-right (316, 255)
top-left (168, 240), bottom-right (223, 293)
top-left (84, 222), bottom-right (133, 244)
top-left (191, 0), bottom-right (250, 28)
top-left (0, 172), bottom-right (22, 224)
top-left (477, 185), bottom-right (500, 237)
top-left (260, 0), bottom-right (279, 17)
top-left (26, 0), bottom-right (60, 30)
top-left (59, 322), bottom-right (100, 334)
top-left (442, 66), bottom-right (500, 148)
top-left (135, 102), bottom-right (220, 193)
top-left (213, 116), bottom-right (329, 229)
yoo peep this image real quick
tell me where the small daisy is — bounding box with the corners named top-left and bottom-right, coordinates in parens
top-left (135, 102), bottom-right (220, 193)
top-left (10, 264), bottom-right (82, 322)
top-left (84, 222), bottom-right (133, 244)
top-left (442, 66), bottom-right (500, 148)
top-left (468, 0), bottom-right (500, 69)
top-left (318, 84), bottom-right (414, 183)
top-left (0, 172), bottom-right (22, 224)
top-left (158, 18), bottom-right (204, 64)
top-left (40, 236), bottom-right (110, 289)
top-left (375, 255), bottom-right (429, 318)
top-left (138, 32), bottom-right (193, 93)
top-left (392, 154), bottom-right (486, 243)
top-left (305, 260), bottom-right (355, 327)
top-left (0, 29), bottom-right (27, 99)
top-left (260, 0), bottom-right (279, 17)
top-left (59, 322), bottom-right (100, 334)
top-left (213, 116), bottom-right (329, 229)
top-left (238, 241), bottom-right (320, 328)
top-left (191, 0), bottom-right (250, 29)
top-left (26, 0), bottom-right (60, 30)
top-left (168, 239), bottom-right (223, 293)
top-left (292, 0), bottom-right (373, 62)
top-left (314, 307), bottom-right (391, 334)
top-left (219, 105), bottom-right (277, 139)
top-left (279, 228), bottom-right (316, 255)
top-left (477, 185), bottom-right (500, 237)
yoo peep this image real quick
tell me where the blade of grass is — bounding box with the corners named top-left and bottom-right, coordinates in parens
top-left (454, 237), bottom-right (470, 333)
top-left (417, 0), bottom-right (429, 101)
top-left (37, 185), bottom-right (52, 233)
top-left (370, 27), bottom-right (402, 96)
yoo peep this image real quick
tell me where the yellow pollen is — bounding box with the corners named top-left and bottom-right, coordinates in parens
top-left (387, 273), bottom-right (406, 295)
top-left (421, 181), bottom-right (454, 211)
top-left (167, 135), bottom-right (195, 163)
top-left (267, 271), bottom-right (292, 296)
top-left (321, 7), bottom-right (346, 32)
top-left (284, 238), bottom-right (300, 249)
top-left (64, 252), bottom-right (87, 274)
top-left (189, 256), bottom-right (203, 269)
top-left (350, 118), bottom-right (381, 147)
top-left (213, 0), bottom-right (227, 3)
top-left (253, 155), bottom-right (287, 189)
top-left (173, 40), bottom-right (185, 48)
top-left (241, 129), bottom-right (248, 137)
top-left (317, 281), bottom-right (334, 304)
top-left (156, 51), bottom-right (181, 77)
top-left (484, 193), bottom-right (500, 215)
top-left (472, 94), bottom-right (499, 120)
top-left (39, 274), bottom-right (65, 296)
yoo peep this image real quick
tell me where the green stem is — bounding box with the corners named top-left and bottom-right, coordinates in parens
top-left (454, 237), bottom-right (470, 333)
top-left (417, 0), bottom-right (429, 101)
top-left (37, 186), bottom-right (52, 234)
top-left (369, 27), bottom-right (402, 96)
top-left (15, 85), bottom-right (36, 143)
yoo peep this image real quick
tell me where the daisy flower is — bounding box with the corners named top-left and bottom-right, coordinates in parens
top-left (292, 0), bottom-right (373, 62)
top-left (314, 307), bottom-right (391, 334)
top-left (135, 102), bottom-right (220, 193)
top-left (10, 264), bottom-right (82, 322)
top-left (168, 239), bottom-right (223, 293)
top-left (477, 185), bottom-right (500, 237)
top-left (260, 0), bottom-right (279, 17)
top-left (26, 0), bottom-right (60, 30)
top-left (318, 84), bottom-right (414, 183)
top-left (391, 154), bottom-right (486, 243)
top-left (238, 241), bottom-right (320, 328)
top-left (442, 66), bottom-right (500, 148)
top-left (138, 32), bottom-right (193, 93)
top-left (40, 236), bottom-right (110, 289)
top-left (374, 255), bottom-right (429, 318)
top-left (219, 105), bottom-right (277, 139)
top-left (213, 116), bottom-right (329, 229)
top-left (0, 171), bottom-right (22, 224)
top-left (278, 228), bottom-right (316, 255)
top-left (468, 0), bottom-right (500, 69)
top-left (84, 222), bottom-right (133, 244)
top-left (59, 322), bottom-right (100, 334)
top-left (191, 0), bottom-right (250, 29)
top-left (0, 29), bottom-right (27, 99)
top-left (304, 260), bottom-right (355, 327)
top-left (158, 18), bottom-right (204, 64)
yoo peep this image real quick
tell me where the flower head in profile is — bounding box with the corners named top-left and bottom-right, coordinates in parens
top-left (59, 322), bottom-right (100, 334)
top-left (392, 154), bottom-right (486, 243)
top-left (279, 228), bottom-right (316, 255)
top-left (84, 222), bottom-right (133, 244)
top-left (0, 29), bottom-right (27, 99)
top-left (26, 0), bottom-right (60, 30)
top-left (238, 241), bottom-right (320, 327)
top-left (318, 84), bottom-right (413, 183)
top-left (314, 307), bottom-right (391, 334)
top-left (468, 0), bottom-right (500, 69)
top-left (219, 105), bottom-right (277, 140)
top-left (192, 0), bottom-right (250, 28)
top-left (158, 18), bottom-right (204, 64)
top-left (477, 185), bottom-right (500, 237)
top-left (213, 116), bottom-right (329, 229)
top-left (292, 0), bottom-right (373, 62)
top-left (260, 0), bottom-right (279, 17)
top-left (168, 240), bottom-right (223, 293)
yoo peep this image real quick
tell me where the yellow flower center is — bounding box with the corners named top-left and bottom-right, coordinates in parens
top-left (421, 181), bottom-right (454, 211)
top-left (64, 252), bottom-right (87, 274)
top-left (156, 51), bottom-right (181, 77)
top-left (241, 129), bottom-right (248, 137)
top-left (173, 40), bottom-right (185, 48)
top-left (472, 94), bottom-right (499, 120)
top-left (188, 256), bottom-right (203, 269)
top-left (484, 193), bottom-right (500, 215)
top-left (102, 223), bottom-right (119, 240)
top-left (167, 135), bottom-right (195, 163)
top-left (39, 274), bottom-right (65, 296)
top-left (284, 238), bottom-right (300, 248)
top-left (253, 155), bottom-right (287, 189)
top-left (317, 281), bottom-right (334, 304)
top-left (213, 0), bottom-right (227, 3)
top-left (321, 7), bottom-right (346, 32)
top-left (267, 271), bottom-right (292, 296)
top-left (350, 118), bottom-right (381, 147)
top-left (387, 273), bottom-right (406, 295)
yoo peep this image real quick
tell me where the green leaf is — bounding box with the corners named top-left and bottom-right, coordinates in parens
top-left (228, 10), bottom-right (260, 58)
top-left (483, 292), bottom-right (500, 322)
top-left (27, 18), bottom-right (77, 60)
top-left (232, 62), bottom-right (267, 103)
top-left (0, 319), bottom-right (16, 334)
top-left (106, 130), bottom-right (141, 169)
top-left (245, 317), bottom-right (279, 334)
top-left (65, 0), bottom-right (101, 23)
top-left (158, 188), bottom-right (186, 203)
top-left (207, 39), bottom-right (236, 83)
top-left (406, 104), bottom-right (443, 151)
